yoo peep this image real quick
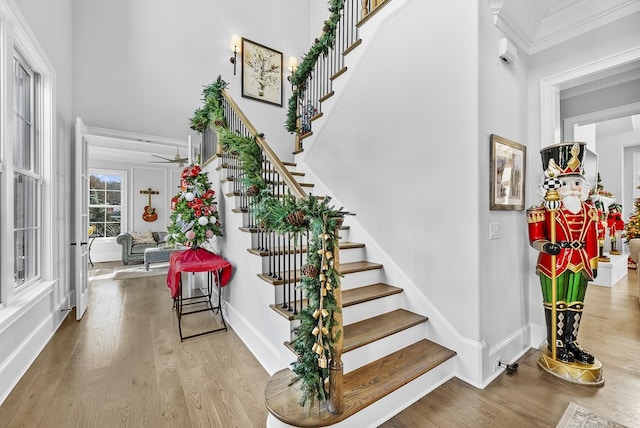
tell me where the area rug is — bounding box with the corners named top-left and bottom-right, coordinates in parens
top-left (556, 402), bottom-right (628, 428)
top-left (112, 263), bottom-right (169, 280)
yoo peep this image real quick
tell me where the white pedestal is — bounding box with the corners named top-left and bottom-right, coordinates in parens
top-left (590, 253), bottom-right (628, 287)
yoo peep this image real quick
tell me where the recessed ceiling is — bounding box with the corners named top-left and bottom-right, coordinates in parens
top-left (491, 0), bottom-right (640, 55)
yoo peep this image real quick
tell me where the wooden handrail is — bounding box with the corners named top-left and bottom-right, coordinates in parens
top-left (221, 89), bottom-right (308, 200)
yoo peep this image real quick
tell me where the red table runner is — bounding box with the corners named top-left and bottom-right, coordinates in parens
top-left (167, 248), bottom-right (232, 298)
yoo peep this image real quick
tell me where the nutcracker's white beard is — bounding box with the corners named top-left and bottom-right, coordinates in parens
top-left (562, 195), bottom-right (582, 214)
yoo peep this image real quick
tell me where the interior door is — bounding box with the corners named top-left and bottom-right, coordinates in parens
top-left (73, 117), bottom-right (90, 320)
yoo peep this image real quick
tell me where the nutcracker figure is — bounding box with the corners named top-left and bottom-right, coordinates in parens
top-left (527, 142), bottom-right (600, 371)
top-left (607, 203), bottom-right (624, 255)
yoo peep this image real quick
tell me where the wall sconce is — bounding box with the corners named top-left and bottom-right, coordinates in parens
top-left (287, 56), bottom-right (298, 89)
top-left (229, 34), bottom-right (242, 75)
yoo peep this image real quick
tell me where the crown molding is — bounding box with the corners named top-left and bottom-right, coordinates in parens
top-left (492, 0), bottom-right (640, 55)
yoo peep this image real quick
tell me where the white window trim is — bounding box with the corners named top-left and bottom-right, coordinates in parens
top-left (0, 0), bottom-right (55, 307)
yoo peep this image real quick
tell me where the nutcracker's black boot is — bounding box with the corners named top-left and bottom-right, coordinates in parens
top-left (565, 301), bottom-right (595, 365)
top-left (544, 303), bottom-right (574, 363)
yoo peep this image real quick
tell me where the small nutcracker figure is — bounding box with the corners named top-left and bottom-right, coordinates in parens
top-left (592, 200), bottom-right (609, 262)
top-left (607, 203), bottom-right (624, 255)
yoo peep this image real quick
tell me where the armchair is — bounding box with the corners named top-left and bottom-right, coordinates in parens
top-left (116, 231), bottom-right (167, 265)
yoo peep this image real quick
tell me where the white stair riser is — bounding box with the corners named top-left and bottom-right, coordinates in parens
top-left (342, 324), bottom-right (426, 374)
top-left (340, 269), bottom-right (384, 290)
top-left (342, 294), bottom-right (403, 326)
top-left (336, 246), bottom-right (365, 264)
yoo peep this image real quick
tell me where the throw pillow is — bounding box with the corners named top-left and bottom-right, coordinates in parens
top-left (131, 230), bottom-right (156, 245)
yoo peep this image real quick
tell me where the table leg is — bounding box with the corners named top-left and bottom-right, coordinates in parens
top-left (174, 270), bottom-right (227, 341)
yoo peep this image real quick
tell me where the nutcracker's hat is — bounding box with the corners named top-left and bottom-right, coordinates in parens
top-left (540, 142), bottom-right (586, 178)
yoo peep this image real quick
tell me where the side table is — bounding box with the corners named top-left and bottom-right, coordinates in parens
top-left (167, 248), bottom-right (233, 341)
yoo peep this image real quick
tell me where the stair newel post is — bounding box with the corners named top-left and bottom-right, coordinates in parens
top-left (328, 220), bottom-right (344, 414)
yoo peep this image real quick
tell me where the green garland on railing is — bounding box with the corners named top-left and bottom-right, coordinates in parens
top-left (190, 76), bottom-right (228, 133)
top-left (190, 77), bottom-right (349, 408)
top-left (285, 0), bottom-right (345, 133)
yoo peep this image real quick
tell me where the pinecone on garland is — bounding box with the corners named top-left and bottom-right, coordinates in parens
top-left (246, 183), bottom-right (260, 197)
top-left (286, 210), bottom-right (307, 227)
top-left (214, 119), bottom-right (225, 127)
top-left (302, 264), bottom-right (318, 278)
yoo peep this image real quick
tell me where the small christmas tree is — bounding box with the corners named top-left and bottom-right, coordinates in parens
top-left (166, 161), bottom-right (222, 248)
top-left (625, 185), bottom-right (640, 241)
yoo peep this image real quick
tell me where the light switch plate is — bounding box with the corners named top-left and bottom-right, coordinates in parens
top-left (490, 222), bottom-right (500, 240)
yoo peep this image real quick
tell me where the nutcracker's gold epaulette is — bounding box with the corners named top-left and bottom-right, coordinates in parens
top-left (526, 205), bottom-right (545, 223)
top-left (588, 206), bottom-right (599, 221)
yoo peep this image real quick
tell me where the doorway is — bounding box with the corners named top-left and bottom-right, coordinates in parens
top-left (540, 48), bottom-right (640, 235)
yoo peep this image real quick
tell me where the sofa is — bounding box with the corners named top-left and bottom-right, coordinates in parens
top-left (116, 231), bottom-right (168, 265)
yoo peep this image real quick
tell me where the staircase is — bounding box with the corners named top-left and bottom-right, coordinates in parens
top-left (216, 158), bottom-right (457, 427)
top-left (196, 1), bottom-right (463, 425)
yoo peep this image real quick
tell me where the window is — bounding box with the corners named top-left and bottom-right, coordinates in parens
top-left (0, 0), bottom-right (54, 308)
top-left (89, 172), bottom-right (123, 237)
top-left (13, 53), bottom-right (41, 288)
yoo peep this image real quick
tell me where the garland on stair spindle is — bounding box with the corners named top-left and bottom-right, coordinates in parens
top-left (285, 0), bottom-right (345, 134)
top-left (189, 76), bottom-right (351, 408)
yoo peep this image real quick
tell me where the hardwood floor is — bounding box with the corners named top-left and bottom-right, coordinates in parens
top-left (0, 262), bottom-right (270, 428)
top-left (381, 267), bottom-right (640, 428)
top-left (0, 263), bottom-right (638, 427)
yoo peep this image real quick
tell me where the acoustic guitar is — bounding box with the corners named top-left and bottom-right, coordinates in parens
top-left (141, 188), bottom-right (158, 222)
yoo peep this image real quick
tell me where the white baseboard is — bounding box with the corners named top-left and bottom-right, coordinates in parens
top-left (0, 287), bottom-right (70, 405)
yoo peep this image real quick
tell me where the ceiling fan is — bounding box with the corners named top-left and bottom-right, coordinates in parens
top-left (149, 147), bottom-right (189, 167)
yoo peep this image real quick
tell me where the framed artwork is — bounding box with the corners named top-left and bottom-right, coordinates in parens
top-left (241, 38), bottom-right (283, 107)
top-left (490, 134), bottom-right (526, 210)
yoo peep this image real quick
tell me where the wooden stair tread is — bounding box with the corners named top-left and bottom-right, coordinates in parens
top-left (258, 261), bottom-right (382, 286)
top-left (265, 339), bottom-right (456, 427)
top-left (343, 38), bottom-right (362, 56)
top-left (271, 283), bottom-right (402, 321)
top-left (248, 241), bottom-right (365, 257)
top-left (310, 112), bottom-right (323, 122)
top-left (319, 91), bottom-right (334, 103)
top-left (263, 168), bottom-right (304, 176)
top-left (270, 301), bottom-right (307, 321)
top-left (342, 283), bottom-right (402, 307)
top-left (341, 260), bottom-right (383, 274)
top-left (343, 309), bottom-right (427, 353)
top-left (283, 309), bottom-right (427, 354)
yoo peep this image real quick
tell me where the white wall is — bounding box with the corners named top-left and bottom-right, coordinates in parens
top-left (478, 2), bottom-right (532, 377)
top-left (72, 0), bottom-right (311, 162)
top-left (304, 0), bottom-right (481, 341)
